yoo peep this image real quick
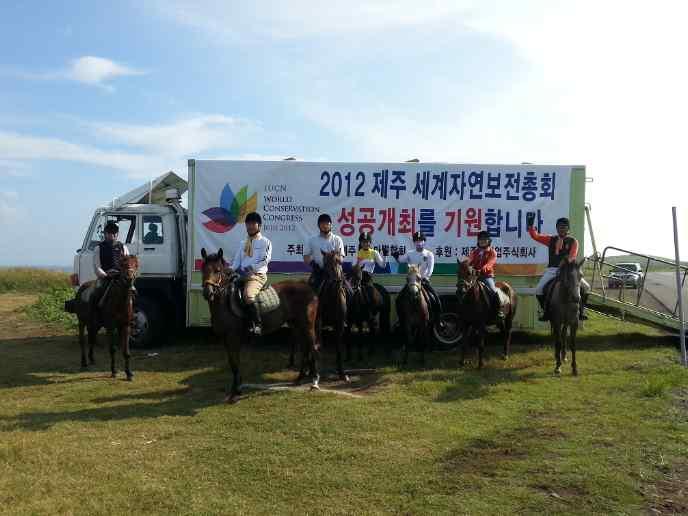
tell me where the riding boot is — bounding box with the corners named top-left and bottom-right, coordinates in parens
top-left (246, 303), bottom-right (262, 336)
top-left (579, 293), bottom-right (589, 320)
top-left (536, 294), bottom-right (548, 321)
top-left (493, 291), bottom-right (505, 323)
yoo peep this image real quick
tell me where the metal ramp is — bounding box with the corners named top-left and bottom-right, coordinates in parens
top-left (585, 206), bottom-right (687, 333)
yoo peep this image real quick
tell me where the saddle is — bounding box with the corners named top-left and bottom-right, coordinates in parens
top-left (228, 277), bottom-right (281, 320)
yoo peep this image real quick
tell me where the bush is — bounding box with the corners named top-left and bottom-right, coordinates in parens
top-left (24, 286), bottom-right (78, 329)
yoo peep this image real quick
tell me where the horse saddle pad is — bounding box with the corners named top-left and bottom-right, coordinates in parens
top-left (496, 289), bottom-right (510, 306)
top-left (230, 285), bottom-right (281, 319)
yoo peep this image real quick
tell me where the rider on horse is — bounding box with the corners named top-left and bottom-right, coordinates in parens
top-left (93, 221), bottom-right (130, 310)
top-left (231, 211), bottom-right (272, 336)
top-left (468, 230), bottom-right (505, 322)
top-left (392, 231), bottom-right (444, 328)
top-left (526, 214), bottom-right (590, 321)
top-left (303, 213), bottom-right (345, 292)
top-left (356, 231), bottom-right (385, 284)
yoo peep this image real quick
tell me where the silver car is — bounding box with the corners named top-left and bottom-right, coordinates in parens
top-left (608, 262), bottom-right (644, 288)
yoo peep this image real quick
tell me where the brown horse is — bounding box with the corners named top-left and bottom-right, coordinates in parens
top-left (347, 264), bottom-right (388, 361)
top-left (201, 248), bottom-right (321, 401)
top-left (395, 265), bottom-right (431, 366)
top-left (549, 259), bottom-right (584, 375)
top-left (74, 255), bottom-right (139, 380)
top-left (455, 259), bottom-right (517, 368)
top-left (318, 250), bottom-right (349, 380)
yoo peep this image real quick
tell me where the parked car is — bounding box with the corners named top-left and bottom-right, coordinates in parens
top-left (608, 262), bottom-right (644, 288)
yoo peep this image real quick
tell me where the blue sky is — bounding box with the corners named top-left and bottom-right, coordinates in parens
top-left (1, 1), bottom-right (688, 266)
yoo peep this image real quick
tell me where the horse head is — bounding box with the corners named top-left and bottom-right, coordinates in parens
top-left (119, 255), bottom-right (139, 286)
top-left (201, 247), bottom-right (233, 303)
top-left (558, 257), bottom-right (585, 302)
top-left (406, 264), bottom-right (422, 298)
top-left (321, 250), bottom-right (343, 283)
top-left (456, 258), bottom-right (479, 300)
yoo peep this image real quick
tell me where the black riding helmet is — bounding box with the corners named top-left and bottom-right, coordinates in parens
top-left (104, 221), bottom-right (119, 234)
top-left (556, 217), bottom-right (570, 229)
top-left (245, 211), bottom-right (262, 225)
top-left (412, 231), bottom-right (426, 242)
top-left (359, 231), bottom-right (372, 243)
top-left (477, 230), bottom-right (491, 247)
top-left (317, 213), bottom-right (332, 225)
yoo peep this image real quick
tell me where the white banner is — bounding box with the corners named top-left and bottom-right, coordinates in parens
top-left (192, 161), bottom-right (573, 272)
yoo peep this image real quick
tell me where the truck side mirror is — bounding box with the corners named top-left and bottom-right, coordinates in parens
top-left (76, 248), bottom-right (82, 253)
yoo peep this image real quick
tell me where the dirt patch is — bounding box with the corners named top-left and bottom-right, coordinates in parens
top-left (644, 462), bottom-right (688, 515)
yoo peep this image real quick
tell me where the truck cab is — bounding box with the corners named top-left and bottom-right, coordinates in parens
top-left (71, 172), bottom-right (188, 347)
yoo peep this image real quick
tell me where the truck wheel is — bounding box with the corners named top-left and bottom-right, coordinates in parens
top-left (130, 297), bottom-right (162, 349)
top-left (432, 313), bottom-right (463, 350)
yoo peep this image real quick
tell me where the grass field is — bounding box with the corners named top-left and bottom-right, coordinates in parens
top-left (1, 269), bottom-right (687, 514)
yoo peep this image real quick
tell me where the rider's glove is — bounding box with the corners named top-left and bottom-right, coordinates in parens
top-left (525, 212), bottom-right (536, 228)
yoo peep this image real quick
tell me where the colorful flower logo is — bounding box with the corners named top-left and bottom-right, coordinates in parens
top-left (201, 184), bottom-right (258, 233)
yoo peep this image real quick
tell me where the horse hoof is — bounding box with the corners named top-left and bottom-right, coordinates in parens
top-left (224, 394), bottom-right (238, 404)
top-left (310, 383), bottom-right (321, 391)
top-left (126, 373), bottom-right (134, 382)
top-left (502, 354), bottom-right (508, 361)
top-left (81, 364), bottom-right (88, 371)
top-left (572, 369), bottom-right (578, 376)
top-left (342, 374), bottom-right (351, 383)
top-left (554, 368), bottom-right (561, 375)
top-left (111, 372), bottom-right (117, 378)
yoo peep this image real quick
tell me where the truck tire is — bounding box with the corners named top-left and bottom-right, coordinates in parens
top-left (432, 295), bottom-right (463, 350)
top-left (130, 296), bottom-right (162, 349)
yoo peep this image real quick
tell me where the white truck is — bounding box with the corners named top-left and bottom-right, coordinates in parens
top-left (68, 160), bottom-right (586, 347)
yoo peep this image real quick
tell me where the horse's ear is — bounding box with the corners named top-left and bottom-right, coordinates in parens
top-left (218, 248), bottom-right (223, 261)
top-left (201, 248), bottom-right (207, 260)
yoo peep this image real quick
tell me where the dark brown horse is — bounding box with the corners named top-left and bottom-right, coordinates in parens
top-left (549, 259), bottom-right (584, 375)
top-left (74, 255), bottom-right (139, 380)
top-left (455, 259), bottom-right (517, 368)
top-left (318, 250), bottom-right (349, 380)
top-left (395, 265), bottom-right (431, 366)
top-left (347, 264), bottom-right (388, 361)
top-left (201, 248), bottom-right (321, 401)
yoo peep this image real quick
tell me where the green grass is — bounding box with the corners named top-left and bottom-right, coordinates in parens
top-left (0, 267), bottom-right (70, 293)
top-left (2, 296), bottom-right (688, 514)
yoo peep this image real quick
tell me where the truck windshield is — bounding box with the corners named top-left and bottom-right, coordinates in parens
top-left (87, 214), bottom-right (136, 250)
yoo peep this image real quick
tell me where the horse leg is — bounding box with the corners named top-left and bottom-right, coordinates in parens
top-left (502, 316), bottom-right (512, 360)
top-left (553, 323), bottom-right (562, 375)
top-left (87, 323), bottom-right (97, 366)
top-left (225, 334), bottom-right (242, 402)
top-left (121, 324), bottom-right (133, 381)
top-left (477, 328), bottom-right (485, 369)
top-left (459, 327), bottom-right (469, 367)
top-left (336, 324), bottom-right (349, 382)
top-left (79, 321), bottom-right (88, 369)
top-left (109, 328), bottom-right (117, 378)
top-left (570, 324), bottom-right (578, 376)
top-left (288, 337), bottom-right (296, 370)
top-left (368, 315), bottom-right (378, 359)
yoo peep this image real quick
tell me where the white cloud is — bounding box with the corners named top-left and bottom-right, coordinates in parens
top-left (94, 114), bottom-right (260, 157)
top-left (151, 0), bottom-right (479, 41)
top-left (3, 56), bottom-right (145, 90)
top-left (0, 131), bottom-right (163, 178)
top-left (66, 56), bottom-right (145, 88)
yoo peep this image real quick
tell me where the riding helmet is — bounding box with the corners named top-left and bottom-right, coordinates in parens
top-left (556, 217), bottom-right (570, 229)
top-left (359, 231), bottom-right (372, 243)
top-left (477, 230), bottom-right (491, 245)
top-left (245, 211), bottom-right (262, 225)
top-left (412, 231), bottom-right (426, 242)
top-left (317, 213), bottom-right (332, 225)
top-left (104, 221), bottom-right (119, 234)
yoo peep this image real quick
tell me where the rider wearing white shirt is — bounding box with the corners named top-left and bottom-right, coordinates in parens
top-left (303, 213), bottom-right (345, 290)
top-left (231, 212), bottom-right (272, 335)
top-left (392, 231), bottom-right (443, 325)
